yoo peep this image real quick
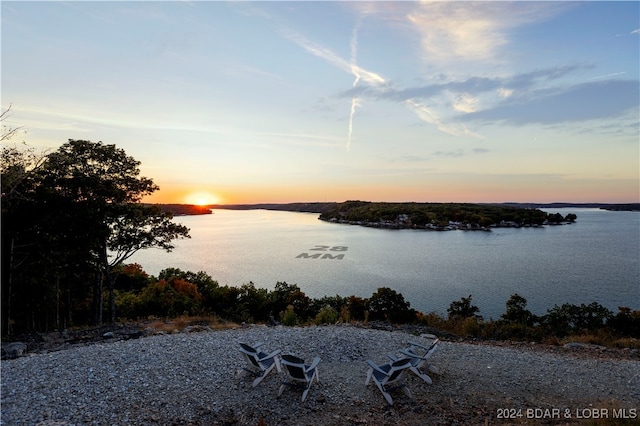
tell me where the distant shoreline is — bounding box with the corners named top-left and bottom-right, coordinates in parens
top-left (150, 202), bottom-right (640, 217)
top-left (208, 202), bottom-right (640, 213)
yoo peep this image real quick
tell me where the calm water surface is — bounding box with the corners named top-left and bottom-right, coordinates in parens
top-left (129, 208), bottom-right (639, 319)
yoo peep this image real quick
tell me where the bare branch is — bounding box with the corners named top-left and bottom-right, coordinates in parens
top-left (1, 104), bottom-right (25, 142)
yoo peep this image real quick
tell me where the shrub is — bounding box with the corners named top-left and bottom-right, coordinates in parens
top-left (113, 263), bottom-right (151, 292)
top-left (347, 296), bottom-right (367, 321)
top-left (608, 307), bottom-right (640, 338)
top-left (416, 311), bottom-right (446, 329)
top-left (280, 305), bottom-right (298, 326)
top-left (137, 281), bottom-right (176, 317)
top-left (339, 306), bottom-right (350, 323)
top-left (315, 305), bottom-right (339, 325)
top-left (114, 290), bottom-right (139, 319)
top-left (543, 302), bottom-right (613, 336)
top-left (459, 316), bottom-right (481, 337)
top-left (269, 282), bottom-right (311, 321)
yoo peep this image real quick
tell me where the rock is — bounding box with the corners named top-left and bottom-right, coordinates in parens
top-left (1, 341), bottom-right (27, 359)
top-left (563, 342), bottom-right (606, 350)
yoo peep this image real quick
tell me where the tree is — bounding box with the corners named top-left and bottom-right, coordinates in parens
top-left (447, 295), bottom-right (481, 320)
top-left (51, 140), bottom-right (190, 323)
top-left (501, 293), bottom-right (536, 326)
top-left (543, 302), bottom-right (613, 336)
top-left (3, 139), bottom-right (190, 328)
top-left (1, 108), bottom-right (52, 334)
top-left (564, 213), bottom-right (577, 223)
top-left (237, 282), bottom-right (269, 323)
top-left (368, 287), bottom-right (414, 323)
top-left (1, 104), bottom-right (24, 143)
top-left (268, 282), bottom-right (311, 321)
top-left (103, 204), bottom-right (189, 321)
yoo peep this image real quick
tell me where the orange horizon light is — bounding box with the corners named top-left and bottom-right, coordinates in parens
top-left (184, 191), bottom-right (221, 206)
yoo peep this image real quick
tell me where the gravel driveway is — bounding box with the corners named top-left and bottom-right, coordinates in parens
top-left (2, 325), bottom-right (638, 425)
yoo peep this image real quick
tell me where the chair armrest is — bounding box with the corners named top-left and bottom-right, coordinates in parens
top-left (399, 349), bottom-right (422, 359)
top-left (409, 339), bottom-right (439, 352)
top-left (408, 340), bottom-right (430, 351)
top-left (306, 357), bottom-right (321, 372)
top-left (366, 360), bottom-right (388, 376)
top-left (387, 354), bottom-right (400, 362)
top-left (253, 342), bottom-right (264, 349)
top-left (258, 349), bottom-right (281, 362)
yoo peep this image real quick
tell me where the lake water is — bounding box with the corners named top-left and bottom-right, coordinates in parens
top-left (128, 208), bottom-right (639, 320)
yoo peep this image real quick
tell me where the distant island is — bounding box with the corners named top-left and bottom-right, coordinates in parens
top-left (315, 201), bottom-right (576, 231)
top-left (203, 201), bottom-right (580, 231)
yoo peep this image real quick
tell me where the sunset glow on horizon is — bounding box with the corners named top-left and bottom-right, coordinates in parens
top-left (2, 1), bottom-right (638, 205)
top-left (183, 191), bottom-right (222, 206)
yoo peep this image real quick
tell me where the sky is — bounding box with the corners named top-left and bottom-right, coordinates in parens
top-left (2, 1), bottom-right (639, 205)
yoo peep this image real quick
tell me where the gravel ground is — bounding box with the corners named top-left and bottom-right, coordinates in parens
top-left (2, 324), bottom-right (639, 425)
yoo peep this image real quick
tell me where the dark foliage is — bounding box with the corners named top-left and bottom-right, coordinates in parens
top-left (318, 201), bottom-right (574, 229)
top-left (447, 295), bottom-right (482, 320)
top-left (1, 141), bottom-right (189, 334)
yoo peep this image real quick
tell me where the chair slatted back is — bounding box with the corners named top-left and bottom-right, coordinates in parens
top-left (387, 358), bottom-right (411, 383)
top-left (281, 354), bottom-right (306, 380)
top-left (239, 343), bottom-right (260, 368)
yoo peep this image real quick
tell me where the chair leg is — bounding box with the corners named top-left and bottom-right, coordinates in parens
top-left (301, 388), bottom-right (309, 402)
top-left (365, 368), bottom-right (373, 386)
top-left (252, 375), bottom-right (266, 387)
top-left (375, 382), bottom-right (394, 405)
top-left (382, 390), bottom-right (394, 405)
top-left (412, 367), bottom-right (433, 384)
top-left (403, 385), bottom-right (412, 399)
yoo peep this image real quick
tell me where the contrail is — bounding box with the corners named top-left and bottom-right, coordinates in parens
top-left (347, 20), bottom-right (362, 152)
top-left (347, 97), bottom-right (361, 151)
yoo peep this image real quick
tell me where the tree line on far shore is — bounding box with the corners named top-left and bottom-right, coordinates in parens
top-left (318, 200), bottom-right (577, 229)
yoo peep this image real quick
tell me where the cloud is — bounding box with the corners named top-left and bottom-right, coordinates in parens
top-left (453, 93), bottom-right (479, 113)
top-left (433, 149), bottom-right (464, 158)
top-left (374, 65), bottom-right (587, 102)
top-left (406, 1), bottom-right (573, 65)
top-left (589, 72), bottom-right (626, 81)
top-left (281, 28), bottom-right (385, 86)
top-left (347, 19), bottom-right (363, 152)
top-left (432, 148), bottom-right (490, 157)
top-left (461, 80), bottom-right (640, 125)
top-left (279, 23), bottom-right (387, 150)
top-left (404, 99), bottom-right (481, 138)
top-left (278, 4), bottom-right (608, 138)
